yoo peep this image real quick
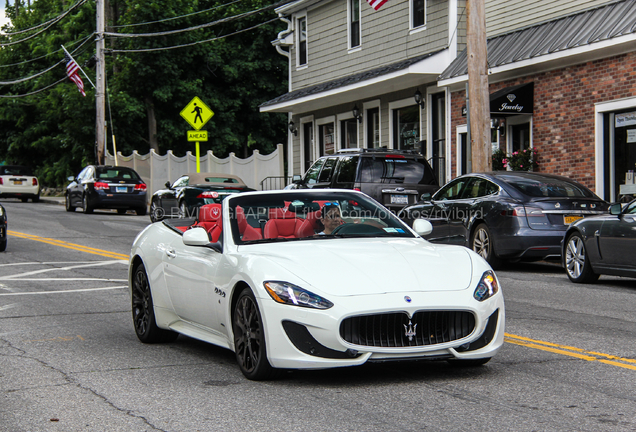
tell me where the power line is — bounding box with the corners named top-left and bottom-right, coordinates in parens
top-left (0, 36), bottom-right (94, 85)
top-left (109, 0), bottom-right (243, 29)
top-left (108, 17), bottom-right (280, 53)
top-left (104, 0), bottom-right (287, 39)
top-left (1, 0), bottom-right (88, 36)
top-left (0, 0), bottom-right (89, 47)
top-left (0, 33), bottom-right (94, 68)
top-left (0, 76), bottom-right (67, 98)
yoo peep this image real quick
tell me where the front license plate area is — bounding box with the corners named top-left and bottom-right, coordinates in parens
top-left (390, 194), bottom-right (408, 205)
top-left (564, 215), bottom-right (583, 225)
top-left (116, 186), bottom-right (127, 193)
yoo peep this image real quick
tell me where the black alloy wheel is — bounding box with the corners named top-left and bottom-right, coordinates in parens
top-left (233, 288), bottom-right (276, 380)
top-left (149, 201), bottom-right (163, 222)
top-left (564, 233), bottom-right (599, 283)
top-left (131, 262), bottom-right (178, 343)
top-left (471, 223), bottom-right (502, 269)
top-left (65, 194), bottom-right (75, 212)
top-left (82, 194), bottom-right (93, 214)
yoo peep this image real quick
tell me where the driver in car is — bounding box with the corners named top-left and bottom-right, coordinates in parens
top-left (316, 202), bottom-right (344, 235)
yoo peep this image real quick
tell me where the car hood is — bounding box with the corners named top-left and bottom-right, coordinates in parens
top-left (238, 238), bottom-right (474, 297)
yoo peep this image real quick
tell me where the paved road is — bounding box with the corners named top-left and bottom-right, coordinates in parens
top-left (1, 199), bottom-right (635, 431)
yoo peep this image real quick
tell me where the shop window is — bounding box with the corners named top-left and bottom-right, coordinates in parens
top-left (319, 123), bottom-right (335, 155)
top-left (392, 105), bottom-right (420, 151)
top-left (341, 119), bottom-right (358, 149)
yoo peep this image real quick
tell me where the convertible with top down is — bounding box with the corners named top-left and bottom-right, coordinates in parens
top-left (129, 189), bottom-right (505, 380)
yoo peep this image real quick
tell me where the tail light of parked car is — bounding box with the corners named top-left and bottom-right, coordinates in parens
top-left (198, 191), bottom-right (219, 199)
top-left (94, 181), bottom-right (110, 190)
top-left (32, 178), bottom-right (38, 186)
top-left (134, 183), bottom-right (147, 191)
top-left (0, 178), bottom-right (3, 185)
top-left (512, 205), bottom-right (550, 229)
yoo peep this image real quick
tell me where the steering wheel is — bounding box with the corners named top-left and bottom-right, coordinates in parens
top-left (330, 223), bottom-right (385, 235)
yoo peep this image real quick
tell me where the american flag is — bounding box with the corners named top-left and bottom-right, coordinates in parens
top-left (64, 51), bottom-right (86, 97)
top-left (366, 0), bottom-right (388, 11)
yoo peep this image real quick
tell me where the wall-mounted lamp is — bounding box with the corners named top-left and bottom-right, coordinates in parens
top-left (491, 117), bottom-right (506, 136)
top-left (352, 104), bottom-right (363, 123)
top-left (288, 120), bottom-right (298, 136)
top-left (414, 89), bottom-right (426, 109)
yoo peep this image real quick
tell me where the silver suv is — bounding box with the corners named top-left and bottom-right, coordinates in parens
top-left (289, 149), bottom-right (439, 211)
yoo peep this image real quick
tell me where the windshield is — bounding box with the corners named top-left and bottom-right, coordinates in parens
top-left (500, 174), bottom-right (595, 198)
top-left (229, 191), bottom-right (414, 245)
top-left (0, 166), bottom-right (33, 176)
top-left (95, 167), bottom-right (140, 180)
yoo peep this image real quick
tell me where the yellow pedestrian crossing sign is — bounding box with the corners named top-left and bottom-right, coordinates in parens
top-left (180, 97), bottom-right (214, 130)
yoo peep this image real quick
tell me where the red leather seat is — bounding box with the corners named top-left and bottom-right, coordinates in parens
top-left (264, 208), bottom-right (304, 239)
top-left (194, 204), bottom-right (223, 242)
top-left (295, 209), bottom-right (321, 238)
top-left (236, 206), bottom-right (262, 241)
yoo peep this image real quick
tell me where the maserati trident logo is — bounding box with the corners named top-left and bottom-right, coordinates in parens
top-left (404, 295), bottom-right (412, 303)
top-left (404, 320), bottom-right (417, 341)
top-left (212, 207), bottom-right (220, 217)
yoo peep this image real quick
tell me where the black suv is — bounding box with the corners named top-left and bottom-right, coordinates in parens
top-left (289, 149), bottom-right (439, 211)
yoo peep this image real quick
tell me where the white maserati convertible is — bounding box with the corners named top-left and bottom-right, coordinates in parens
top-left (129, 189), bottom-right (505, 380)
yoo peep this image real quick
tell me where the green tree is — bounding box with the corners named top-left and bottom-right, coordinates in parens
top-left (0, 0), bottom-right (288, 187)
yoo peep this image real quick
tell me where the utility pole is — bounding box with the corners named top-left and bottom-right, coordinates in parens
top-left (95, 0), bottom-right (106, 165)
top-left (466, 0), bottom-right (491, 172)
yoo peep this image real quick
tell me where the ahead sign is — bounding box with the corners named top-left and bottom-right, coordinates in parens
top-left (180, 97), bottom-right (214, 130)
top-left (187, 130), bottom-right (208, 142)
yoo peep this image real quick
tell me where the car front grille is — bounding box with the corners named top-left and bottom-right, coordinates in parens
top-left (340, 310), bottom-right (475, 348)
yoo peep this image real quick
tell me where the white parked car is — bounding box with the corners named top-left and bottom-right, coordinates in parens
top-left (129, 189), bottom-right (505, 380)
top-left (0, 165), bottom-right (40, 202)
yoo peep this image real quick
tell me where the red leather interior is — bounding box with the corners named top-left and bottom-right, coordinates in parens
top-left (295, 209), bottom-right (321, 238)
top-left (194, 204), bottom-right (223, 242)
top-left (236, 206), bottom-right (262, 241)
top-left (264, 208), bottom-right (304, 239)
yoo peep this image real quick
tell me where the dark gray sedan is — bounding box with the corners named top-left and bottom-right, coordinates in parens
top-left (563, 199), bottom-right (636, 283)
top-left (398, 171), bottom-right (608, 268)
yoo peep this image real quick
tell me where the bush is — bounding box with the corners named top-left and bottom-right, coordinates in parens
top-left (492, 147), bottom-right (538, 171)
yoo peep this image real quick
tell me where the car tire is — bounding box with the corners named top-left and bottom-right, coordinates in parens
top-left (117, 209), bottom-right (127, 215)
top-left (564, 233), bottom-right (599, 283)
top-left (32, 195), bottom-right (40, 203)
top-left (149, 201), bottom-right (163, 222)
top-left (0, 238), bottom-right (6, 252)
top-left (131, 262), bottom-right (178, 344)
top-left (178, 201), bottom-right (188, 219)
top-left (21, 197), bottom-right (28, 203)
top-left (136, 206), bottom-right (147, 216)
top-left (471, 223), bottom-right (502, 269)
top-left (82, 194), bottom-right (93, 214)
top-left (65, 194), bottom-right (75, 212)
top-left (233, 287), bottom-right (277, 380)
top-left (447, 357), bottom-right (491, 367)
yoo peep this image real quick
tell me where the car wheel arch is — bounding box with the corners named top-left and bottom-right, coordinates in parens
top-left (129, 255), bottom-right (145, 287)
top-left (468, 218), bottom-right (487, 247)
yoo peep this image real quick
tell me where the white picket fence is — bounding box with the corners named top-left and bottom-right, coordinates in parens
top-left (105, 145), bottom-right (284, 201)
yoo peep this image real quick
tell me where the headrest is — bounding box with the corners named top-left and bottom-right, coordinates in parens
top-left (199, 204), bottom-right (222, 223)
top-left (268, 207), bottom-right (295, 219)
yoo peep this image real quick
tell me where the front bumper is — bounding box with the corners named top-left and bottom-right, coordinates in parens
top-left (260, 289), bottom-right (505, 370)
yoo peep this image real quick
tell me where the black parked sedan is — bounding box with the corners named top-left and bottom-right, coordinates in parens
top-left (398, 171), bottom-right (608, 267)
top-left (149, 173), bottom-right (253, 222)
top-left (0, 204), bottom-right (6, 252)
top-left (66, 166), bottom-right (147, 215)
top-left (563, 198), bottom-right (636, 283)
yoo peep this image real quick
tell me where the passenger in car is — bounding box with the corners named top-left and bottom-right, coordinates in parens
top-left (316, 202), bottom-right (344, 235)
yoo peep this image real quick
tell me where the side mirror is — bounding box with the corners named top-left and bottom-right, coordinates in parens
top-left (183, 227), bottom-right (211, 246)
top-left (165, 181), bottom-right (172, 189)
top-left (413, 218), bottom-right (433, 236)
top-left (67, 176), bottom-right (75, 182)
top-left (420, 193), bottom-right (432, 202)
top-left (609, 203), bottom-right (623, 215)
top-left (292, 174), bottom-right (302, 184)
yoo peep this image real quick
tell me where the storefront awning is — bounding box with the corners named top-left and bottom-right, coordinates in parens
top-left (490, 82), bottom-right (533, 115)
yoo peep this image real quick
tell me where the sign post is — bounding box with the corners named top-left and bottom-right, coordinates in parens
top-left (180, 97), bottom-right (214, 172)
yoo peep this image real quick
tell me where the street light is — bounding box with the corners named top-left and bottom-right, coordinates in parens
top-left (414, 89), bottom-right (425, 109)
top-left (288, 120), bottom-right (298, 136)
top-left (352, 104), bottom-right (363, 123)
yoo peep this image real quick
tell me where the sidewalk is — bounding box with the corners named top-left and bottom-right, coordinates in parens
top-left (40, 196), bottom-right (65, 205)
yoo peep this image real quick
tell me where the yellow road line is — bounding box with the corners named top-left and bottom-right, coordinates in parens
top-left (8, 230), bottom-right (129, 261)
top-left (505, 333), bottom-right (636, 371)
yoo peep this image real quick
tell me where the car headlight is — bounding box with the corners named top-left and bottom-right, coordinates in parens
top-left (0, 206), bottom-right (4, 216)
top-left (264, 281), bottom-right (333, 309)
top-left (473, 270), bottom-right (499, 302)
